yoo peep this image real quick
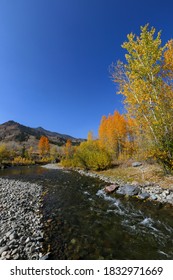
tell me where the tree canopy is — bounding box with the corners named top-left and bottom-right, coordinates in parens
top-left (111, 24), bottom-right (173, 171)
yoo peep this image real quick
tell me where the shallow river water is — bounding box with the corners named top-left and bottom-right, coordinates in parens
top-left (1, 166), bottom-right (173, 259)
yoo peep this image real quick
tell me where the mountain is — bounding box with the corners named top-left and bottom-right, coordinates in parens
top-left (0, 120), bottom-right (84, 150)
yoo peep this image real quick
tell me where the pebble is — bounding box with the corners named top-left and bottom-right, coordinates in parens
top-left (0, 178), bottom-right (44, 260)
top-left (40, 252), bottom-right (51, 260)
top-left (0, 246), bottom-right (9, 255)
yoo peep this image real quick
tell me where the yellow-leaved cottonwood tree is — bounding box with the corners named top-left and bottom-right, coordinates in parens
top-left (111, 24), bottom-right (173, 171)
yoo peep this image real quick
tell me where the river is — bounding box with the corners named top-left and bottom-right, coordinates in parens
top-left (0, 165), bottom-right (173, 260)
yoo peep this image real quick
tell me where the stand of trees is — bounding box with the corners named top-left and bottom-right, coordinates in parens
top-left (111, 24), bottom-right (173, 171)
top-left (0, 135), bottom-right (60, 166)
top-left (61, 24), bottom-right (173, 172)
top-left (1, 25), bottom-right (172, 172)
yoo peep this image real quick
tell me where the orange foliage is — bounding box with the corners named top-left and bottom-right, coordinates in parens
top-left (99, 111), bottom-right (136, 158)
top-left (64, 139), bottom-right (74, 158)
top-left (38, 136), bottom-right (50, 157)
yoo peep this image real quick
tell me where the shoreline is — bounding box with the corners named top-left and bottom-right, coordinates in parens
top-left (76, 169), bottom-right (173, 206)
top-left (0, 164), bottom-right (173, 259)
top-left (42, 163), bottom-right (173, 206)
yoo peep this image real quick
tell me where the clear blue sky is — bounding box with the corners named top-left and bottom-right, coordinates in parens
top-left (0, 0), bottom-right (173, 138)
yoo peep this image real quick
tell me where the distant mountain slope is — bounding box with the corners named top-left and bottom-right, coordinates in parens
top-left (0, 120), bottom-right (84, 149)
top-left (35, 126), bottom-right (75, 140)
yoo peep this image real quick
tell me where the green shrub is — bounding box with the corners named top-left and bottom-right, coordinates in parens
top-left (61, 140), bottom-right (111, 171)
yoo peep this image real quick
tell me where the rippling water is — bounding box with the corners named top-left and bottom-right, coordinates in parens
top-left (1, 166), bottom-right (173, 259)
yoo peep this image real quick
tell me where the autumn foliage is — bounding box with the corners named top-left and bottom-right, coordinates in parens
top-left (111, 24), bottom-right (173, 171)
top-left (0, 144), bottom-right (10, 163)
top-left (74, 140), bottom-right (111, 170)
top-left (64, 139), bottom-right (74, 158)
top-left (98, 111), bottom-right (136, 159)
top-left (61, 24), bottom-right (173, 172)
top-left (38, 136), bottom-right (50, 157)
top-left (61, 138), bottom-right (111, 170)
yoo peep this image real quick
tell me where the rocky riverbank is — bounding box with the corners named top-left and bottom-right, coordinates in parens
top-left (0, 178), bottom-right (45, 260)
top-left (41, 164), bottom-right (173, 206)
top-left (77, 169), bottom-right (173, 206)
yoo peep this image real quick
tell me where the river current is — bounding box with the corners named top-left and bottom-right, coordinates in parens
top-left (0, 166), bottom-right (173, 259)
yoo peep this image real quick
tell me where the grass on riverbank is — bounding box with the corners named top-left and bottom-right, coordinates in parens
top-left (95, 161), bottom-right (173, 190)
top-left (57, 159), bottom-right (173, 190)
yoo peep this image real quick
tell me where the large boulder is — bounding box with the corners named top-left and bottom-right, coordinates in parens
top-left (104, 184), bottom-right (119, 193)
top-left (116, 184), bottom-right (140, 196)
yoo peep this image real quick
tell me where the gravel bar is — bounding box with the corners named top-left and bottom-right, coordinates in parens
top-left (0, 178), bottom-right (44, 260)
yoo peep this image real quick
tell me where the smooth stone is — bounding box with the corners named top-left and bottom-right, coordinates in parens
top-left (13, 253), bottom-right (20, 260)
top-left (150, 194), bottom-right (157, 200)
top-left (25, 237), bottom-right (31, 243)
top-left (1, 251), bottom-right (8, 257)
top-left (138, 192), bottom-right (150, 200)
top-left (132, 162), bottom-right (142, 167)
top-left (166, 194), bottom-right (173, 201)
top-left (20, 236), bottom-right (26, 243)
top-left (5, 230), bottom-right (14, 238)
top-left (9, 233), bottom-right (18, 241)
top-left (0, 239), bottom-right (4, 246)
top-left (31, 253), bottom-right (39, 260)
top-left (30, 245), bottom-right (36, 253)
top-left (0, 246), bottom-right (9, 255)
top-left (8, 240), bottom-right (17, 246)
top-left (40, 253), bottom-right (51, 260)
top-left (104, 184), bottom-right (119, 193)
top-left (116, 185), bottom-right (140, 196)
top-left (5, 254), bottom-right (11, 260)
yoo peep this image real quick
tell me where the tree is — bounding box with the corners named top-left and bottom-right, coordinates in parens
top-left (74, 140), bottom-right (111, 170)
top-left (21, 144), bottom-right (28, 158)
top-left (50, 146), bottom-right (59, 162)
top-left (28, 146), bottom-right (34, 159)
top-left (87, 131), bottom-right (94, 141)
top-left (38, 136), bottom-right (50, 157)
top-left (111, 24), bottom-right (173, 171)
top-left (0, 144), bottom-right (10, 163)
top-left (98, 111), bottom-right (135, 159)
top-left (64, 139), bottom-right (73, 158)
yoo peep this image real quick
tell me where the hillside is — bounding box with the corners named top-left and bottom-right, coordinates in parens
top-left (0, 120), bottom-right (84, 150)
